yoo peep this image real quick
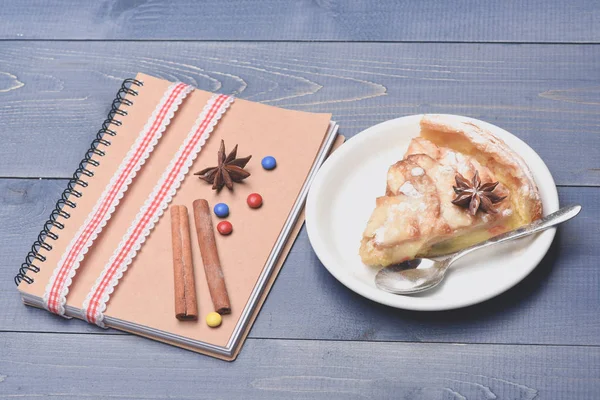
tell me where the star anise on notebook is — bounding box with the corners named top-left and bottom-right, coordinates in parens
top-left (194, 140), bottom-right (252, 192)
top-left (451, 171), bottom-right (506, 215)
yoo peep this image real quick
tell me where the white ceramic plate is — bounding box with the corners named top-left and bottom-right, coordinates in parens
top-left (306, 114), bottom-right (559, 311)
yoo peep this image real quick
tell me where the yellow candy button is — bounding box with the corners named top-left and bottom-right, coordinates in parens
top-left (206, 312), bottom-right (222, 328)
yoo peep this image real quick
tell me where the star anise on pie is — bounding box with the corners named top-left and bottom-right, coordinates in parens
top-left (451, 171), bottom-right (506, 215)
top-left (194, 140), bottom-right (251, 192)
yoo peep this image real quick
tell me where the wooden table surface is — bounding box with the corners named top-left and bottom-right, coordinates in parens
top-left (1, 1), bottom-right (599, 398)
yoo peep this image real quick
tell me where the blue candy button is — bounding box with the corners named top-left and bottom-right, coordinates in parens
top-left (261, 156), bottom-right (277, 170)
top-left (213, 203), bottom-right (229, 218)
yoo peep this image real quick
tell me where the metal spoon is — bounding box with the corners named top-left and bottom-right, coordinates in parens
top-left (375, 205), bottom-right (581, 295)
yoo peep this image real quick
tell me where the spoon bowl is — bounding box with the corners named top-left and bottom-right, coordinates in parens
top-left (375, 258), bottom-right (450, 294)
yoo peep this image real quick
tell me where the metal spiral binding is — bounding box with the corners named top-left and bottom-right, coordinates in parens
top-left (14, 78), bottom-right (144, 286)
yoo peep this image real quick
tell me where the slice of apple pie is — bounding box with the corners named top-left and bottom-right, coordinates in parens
top-left (360, 115), bottom-right (542, 267)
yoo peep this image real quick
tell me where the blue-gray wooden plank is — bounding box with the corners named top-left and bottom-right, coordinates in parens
top-left (0, 42), bottom-right (599, 184)
top-left (1, 332), bottom-right (599, 398)
top-left (0, 0), bottom-right (599, 42)
top-left (3, 179), bottom-right (599, 346)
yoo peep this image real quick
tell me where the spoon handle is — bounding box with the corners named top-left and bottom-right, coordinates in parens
top-left (451, 205), bottom-right (581, 262)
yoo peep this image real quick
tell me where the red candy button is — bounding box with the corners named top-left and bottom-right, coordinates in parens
top-left (217, 221), bottom-right (233, 235)
top-left (247, 193), bottom-right (263, 209)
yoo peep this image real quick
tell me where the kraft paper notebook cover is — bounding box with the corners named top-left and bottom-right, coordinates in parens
top-left (15, 72), bottom-right (339, 361)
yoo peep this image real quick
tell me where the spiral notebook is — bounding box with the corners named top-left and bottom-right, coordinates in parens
top-left (15, 72), bottom-right (339, 361)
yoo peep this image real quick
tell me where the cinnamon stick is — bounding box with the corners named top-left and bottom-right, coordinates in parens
top-left (170, 205), bottom-right (198, 321)
top-left (192, 199), bottom-right (231, 315)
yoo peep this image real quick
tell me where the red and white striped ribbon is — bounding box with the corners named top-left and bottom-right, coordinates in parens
top-left (82, 94), bottom-right (234, 327)
top-left (43, 82), bottom-right (193, 316)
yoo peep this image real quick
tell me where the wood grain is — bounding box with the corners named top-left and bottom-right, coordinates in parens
top-left (1, 332), bottom-right (598, 399)
top-left (0, 42), bottom-right (599, 184)
top-left (3, 179), bottom-right (599, 346)
top-left (0, 0), bottom-right (598, 42)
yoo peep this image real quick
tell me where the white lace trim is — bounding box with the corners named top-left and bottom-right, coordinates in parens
top-left (82, 94), bottom-right (234, 327)
top-left (43, 83), bottom-right (193, 317)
